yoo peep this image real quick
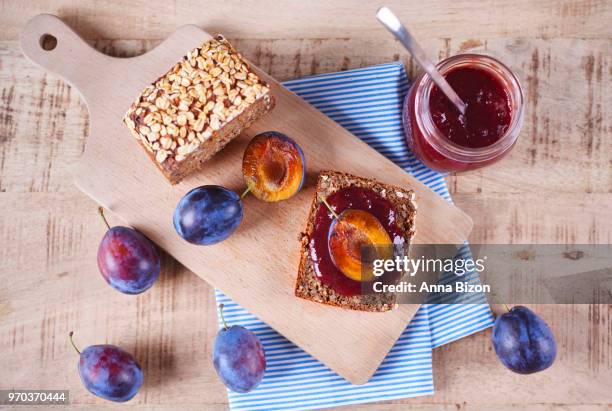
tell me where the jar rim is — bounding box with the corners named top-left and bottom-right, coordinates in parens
top-left (413, 54), bottom-right (525, 163)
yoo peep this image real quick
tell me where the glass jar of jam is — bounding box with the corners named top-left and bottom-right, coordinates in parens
top-left (403, 54), bottom-right (524, 172)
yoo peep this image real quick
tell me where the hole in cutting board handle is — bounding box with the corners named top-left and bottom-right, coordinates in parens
top-left (39, 34), bottom-right (57, 51)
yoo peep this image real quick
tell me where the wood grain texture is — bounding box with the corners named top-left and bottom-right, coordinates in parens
top-left (0, 0), bottom-right (611, 409)
top-left (1, 0), bottom-right (611, 40)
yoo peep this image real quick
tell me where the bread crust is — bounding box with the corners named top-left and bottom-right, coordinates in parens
top-left (295, 170), bottom-right (417, 312)
top-left (123, 35), bottom-right (275, 184)
top-left (142, 94), bottom-right (275, 184)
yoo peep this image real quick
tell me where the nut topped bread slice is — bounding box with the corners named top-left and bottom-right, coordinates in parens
top-left (295, 170), bottom-right (417, 312)
top-left (124, 35), bottom-right (275, 184)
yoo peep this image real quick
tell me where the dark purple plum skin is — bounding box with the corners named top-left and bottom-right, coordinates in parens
top-left (213, 325), bottom-right (266, 393)
top-left (78, 345), bottom-right (143, 402)
top-left (173, 185), bottom-right (243, 246)
top-left (97, 226), bottom-right (160, 295)
top-left (492, 306), bottom-right (557, 374)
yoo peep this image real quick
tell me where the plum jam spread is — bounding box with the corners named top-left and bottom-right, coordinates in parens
top-left (403, 54), bottom-right (524, 172)
top-left (309, 187), bottom-right (402, 296)
top-left (430, 67), bottom-right (512, 148)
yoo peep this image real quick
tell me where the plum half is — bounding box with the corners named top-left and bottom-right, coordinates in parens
top-left (242, 132), bottom-right (305, 202)
top-left (327, 209), bottom-right (393, 282)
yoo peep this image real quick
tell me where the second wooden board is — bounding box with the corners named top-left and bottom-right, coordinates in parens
top-left (21, 14), bottom-right (472, 384)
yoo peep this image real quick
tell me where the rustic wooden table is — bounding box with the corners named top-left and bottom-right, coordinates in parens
top-left (1, 1), bottom-right (610, 409)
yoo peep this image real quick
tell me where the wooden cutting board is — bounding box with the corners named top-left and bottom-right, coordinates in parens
top-left (20, 14), bottom-right (473, 385)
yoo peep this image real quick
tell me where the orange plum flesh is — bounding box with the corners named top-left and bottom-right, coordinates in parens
top-left (328, 209), bottom-right (393, 282)
top-left (242, 132), bottom-right (305, 202)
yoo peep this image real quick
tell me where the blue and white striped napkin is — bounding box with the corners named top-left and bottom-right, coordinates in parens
top-left (215, 62), bottom-right (494, 410)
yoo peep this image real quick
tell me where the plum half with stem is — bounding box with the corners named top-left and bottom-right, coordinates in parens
top-left (322, 197), bottom-right (393, 282)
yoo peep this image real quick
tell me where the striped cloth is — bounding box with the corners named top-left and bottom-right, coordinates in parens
top-left (215, 62), bottom-right (494, 410)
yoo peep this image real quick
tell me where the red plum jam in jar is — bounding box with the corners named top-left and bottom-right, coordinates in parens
top-left (403, 54), bottom-right (524, 172)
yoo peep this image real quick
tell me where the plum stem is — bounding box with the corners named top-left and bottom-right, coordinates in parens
top-left (318, 195), bottom-right (339, 220)
top-left (503, 304), bottom-right (511, 312)
top-left (98, 207), bottom-right (111, 230)
top-left (240, 186), bottom-right (252, 200)
top-left (68, 331), bottom-right (81, 354)
top-left (218, 304), bottom-right (229, 330)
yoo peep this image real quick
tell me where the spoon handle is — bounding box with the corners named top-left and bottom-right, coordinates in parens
top-left (377, 7), bottom-right (467, 115)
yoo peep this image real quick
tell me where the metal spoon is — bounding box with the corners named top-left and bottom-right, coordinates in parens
top-left (376, 6), bottom-right (467, 115)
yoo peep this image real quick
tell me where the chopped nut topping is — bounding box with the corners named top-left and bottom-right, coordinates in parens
top-left (123, 35), bottom-right (271, 165)
top-left (156, 150), bottom-right (168, 163)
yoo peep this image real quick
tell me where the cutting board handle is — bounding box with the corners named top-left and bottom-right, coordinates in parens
top-left (20, 14), bottom-right (213, 108)
top-left (20, 14), bottom-right (113, 103)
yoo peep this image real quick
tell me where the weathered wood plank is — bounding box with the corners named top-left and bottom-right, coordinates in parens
top-left (1, 0), bottom-right (611, 40)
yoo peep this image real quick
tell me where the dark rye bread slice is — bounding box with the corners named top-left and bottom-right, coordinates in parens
top-left (295, 170), bottom-right (417, 312)
top-left (123, 35), bottom-right (275, 184)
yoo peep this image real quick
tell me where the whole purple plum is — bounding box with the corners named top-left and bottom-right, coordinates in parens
top-left (213, 304), bottom-right (266, 393)
top-left (97, 208), bottom-right (160, 294)
top-left (173, 186), bottom-right (243, 245)
top-left (492, 305), bottom-right (557, 374)
top-left (70, 332), bottom-right (143, 402)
